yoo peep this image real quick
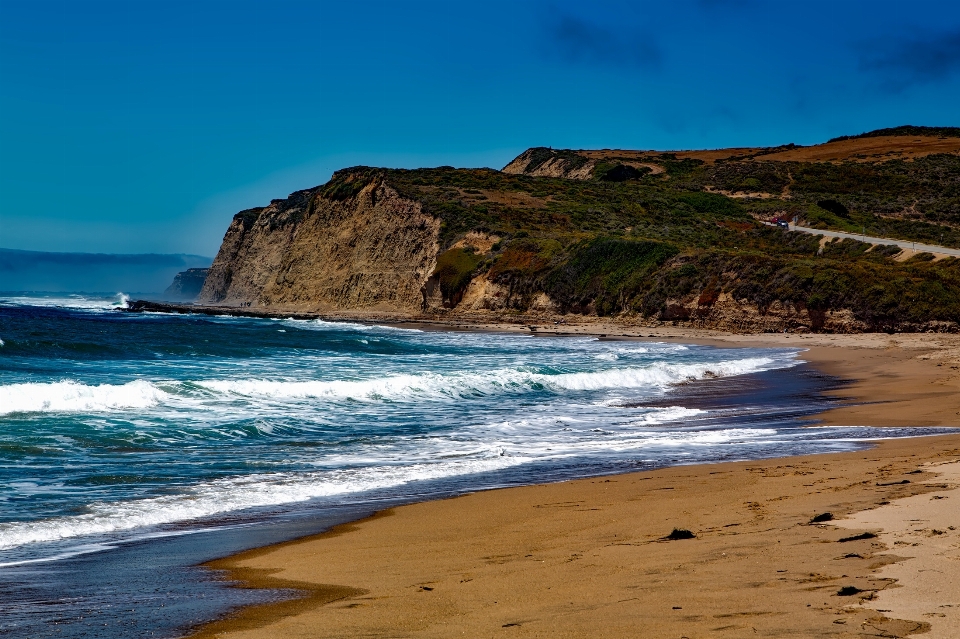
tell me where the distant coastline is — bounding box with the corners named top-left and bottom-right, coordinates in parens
top-left (0, 247), bottom-right (211, 294)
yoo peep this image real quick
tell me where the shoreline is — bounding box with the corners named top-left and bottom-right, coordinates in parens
top-left (135, 299), bottom-right (960, 428)
top-left (181, 323), bottom-right (960, 638)
top-left (190, 436), bottom-right (960, 639)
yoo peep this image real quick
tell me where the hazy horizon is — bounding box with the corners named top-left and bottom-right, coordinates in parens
top-left (0, 247), bottom-right (212, 294)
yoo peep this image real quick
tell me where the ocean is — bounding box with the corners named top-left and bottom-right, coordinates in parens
top-left (0, 293), bottom-right (945, 638)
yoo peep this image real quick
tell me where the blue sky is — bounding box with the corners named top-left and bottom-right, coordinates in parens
top-left (2, 0), bottom-right (959, 256)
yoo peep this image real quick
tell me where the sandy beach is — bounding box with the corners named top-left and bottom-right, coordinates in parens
top-left (188, 328), bottom-right (960, 638)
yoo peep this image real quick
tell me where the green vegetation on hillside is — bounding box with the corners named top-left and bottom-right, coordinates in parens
top-left (504, 140), bottom-right (960, 249)
top-left (314, 160), bottom-right (960, 331)
top-left (432, 247), bottom-right (483, 306)
top-left (667, 155), bottom-right (960, 245)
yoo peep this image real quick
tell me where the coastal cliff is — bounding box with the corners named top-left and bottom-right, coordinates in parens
top-left (193, 128), bottom-right (960, 333)
top-left (199, 179), bottom-right (440, 313)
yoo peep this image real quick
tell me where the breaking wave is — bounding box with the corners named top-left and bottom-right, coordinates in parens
top-left (196, 357), bottom-right (781, 401)
top-left (0, 356), bottom-right (787, 416)
top-left (281, 317), bottom-right (421, 333)
top-left (0, 380), bottom-right (169, 416)
top-left (0, 293), bottom-right (130, 312)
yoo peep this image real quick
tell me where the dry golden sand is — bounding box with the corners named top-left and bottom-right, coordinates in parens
top-left (188, 328), bottom-right (960, 639)
top-left (838, 461), bottom-right (960, 639)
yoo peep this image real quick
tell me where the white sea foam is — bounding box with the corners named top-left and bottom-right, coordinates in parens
top-left (196, 357), bottom-right (783, 403)
top-left (282, 317), bottom-right (421, 333)
top-left (629, 406), bottom-right (706, 424)
top-left (0, 412), bottom-right (783, 552)
top-left (0, 542), bottom-right (118, 567)
top-left (0, 380), bottom-right (168, 416)
top-left (547, 358), bottom-right (778, 390)
top-left (0, 417), bottom-right (787, 552)
top-left (0, 293), bottom-right (130, 312)
top-left (616, 346), bottom-right (648, 354)
top-left (612, 343), bottom-right (686, 353)
top-left (0, 356), bottom-right (790, 417)
top-left (514, 426), bottom-right (778, 456)
top-left (0, 451), bottom-right (526, 550)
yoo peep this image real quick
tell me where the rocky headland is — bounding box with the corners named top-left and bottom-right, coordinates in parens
top-left (137, 126), bottom-right (960, 334)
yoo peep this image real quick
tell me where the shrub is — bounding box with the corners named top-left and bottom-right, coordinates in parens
top-left (817, 199), bottom-right (850, 218)
top-left (598, 164), bottom-right (649, 182)
top-left (677, 192), bottom-right (744, 217)
top-left (543, 238), bottom-right (679, 315)
top-left (432, 247), bottom-right (482, 306)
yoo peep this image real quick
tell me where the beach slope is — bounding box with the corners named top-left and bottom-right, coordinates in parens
top-left (190, 332), bottom-right (960, 638)
top-left (193, 436), bottom-right (960, 638)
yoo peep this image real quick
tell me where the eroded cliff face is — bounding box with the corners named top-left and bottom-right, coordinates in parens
top-left (502, 148), bottom-right (596, 179)
top-left (198, 180), bottom-right (441, 313)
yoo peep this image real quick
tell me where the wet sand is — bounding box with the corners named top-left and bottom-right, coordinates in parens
top-left (189, 329), bottom-right (960, 638)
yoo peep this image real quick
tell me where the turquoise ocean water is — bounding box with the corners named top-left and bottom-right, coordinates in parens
top-left (0, 293), bottom-right (946, 638)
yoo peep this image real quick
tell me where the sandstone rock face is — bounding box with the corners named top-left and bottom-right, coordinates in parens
top-left (198, 181), bottom-right (441, 313)
top-left (657, 294), bottom-right (869, 334)
top-left (502, 148), bottom-right (596, 179)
